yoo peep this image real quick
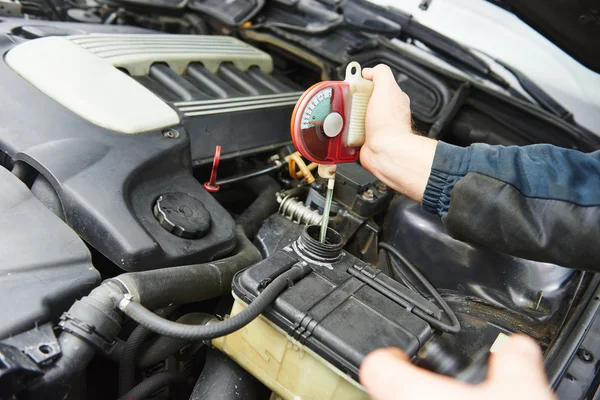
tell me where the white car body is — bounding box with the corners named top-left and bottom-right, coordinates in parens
top-left (372, 0), bottom-right (600, 133)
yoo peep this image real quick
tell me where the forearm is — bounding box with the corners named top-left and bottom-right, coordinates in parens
top-left (422, 142), bottom-right (600, 270)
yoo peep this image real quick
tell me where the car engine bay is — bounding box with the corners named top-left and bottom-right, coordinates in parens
top-left (0, 1), bottom-right (599, 399)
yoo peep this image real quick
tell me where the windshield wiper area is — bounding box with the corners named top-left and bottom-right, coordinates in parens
top-left (345, 0), bottom-right (508, 85)
top-left (494, 59), bottom-right (574, 122)
top-left (346, 0), bottom-right (577, 123)
top-left (259, 0), bottom-right (576, 124)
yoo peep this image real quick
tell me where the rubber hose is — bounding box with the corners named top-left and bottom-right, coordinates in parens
top-left (120, 263), bottom-right (310, 341)
top-left (118, 371), bottom-right (185, 400)
top-left (119, 308), bottom-right (177, 395)
top-left (113, 226), bottom-right (261, 310)
top-left (40, 229), bottom-right (258, 387)
top-left (189, 348), bottom-right (258, 400)
top-left (37, 283), bottom-right (125, 387)
top-left (137, 313), bottom-right (215, 368)
top-left (236, 175), bottom-right (281, 239)
top-left (37, 332), bottom-right (96, 386)
top-left (119, 325), bottom-right (153, 396)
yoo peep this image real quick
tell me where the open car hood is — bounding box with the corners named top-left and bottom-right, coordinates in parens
top-left (489, 0), bottom-right (600, 72)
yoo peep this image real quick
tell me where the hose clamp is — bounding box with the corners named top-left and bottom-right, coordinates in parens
top-left (118, 294), bottom-right (134, 311)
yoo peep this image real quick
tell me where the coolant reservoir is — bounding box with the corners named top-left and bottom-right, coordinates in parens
top-left (213, 225), bottom-right (437, 400)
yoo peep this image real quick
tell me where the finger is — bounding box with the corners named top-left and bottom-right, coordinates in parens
top-left (364, 64), bottom-right (396, 87)
top-left (364, 64), bottom-right (410, 110)
top-left (362, 64), bottom-right (393, 81)
top-left (485, 334), bottom-right (554, 398)
top-left (487, 334), bottom-right (546, 383)
top-left (360, 348), bottom-right (478, 400)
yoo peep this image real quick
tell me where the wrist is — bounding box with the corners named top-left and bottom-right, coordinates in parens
top-left (362, 132), bottom-right (438, 202)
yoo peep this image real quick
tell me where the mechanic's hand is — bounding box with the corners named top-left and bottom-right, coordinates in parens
top-left (360, 334), bottom-right (556, 400)
top-left (360, 64), bottom-right (438, 202)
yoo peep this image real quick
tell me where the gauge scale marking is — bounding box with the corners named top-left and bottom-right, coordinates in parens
top-left (300, 87), bottom-right (332, 129)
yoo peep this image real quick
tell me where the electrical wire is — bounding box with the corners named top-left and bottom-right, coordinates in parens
top-left (216, 162), bottom-right (282, 187)
top-left (385, 250), bottom-right (421, 295)
top-left (380, 242), bottom-right (461, 334)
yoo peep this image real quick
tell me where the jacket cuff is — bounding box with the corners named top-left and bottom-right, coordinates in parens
top-left (422, 141), bottom-right (470, 215)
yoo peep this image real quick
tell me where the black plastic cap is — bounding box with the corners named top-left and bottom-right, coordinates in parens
top-left (153, 193), bottom-right (211, 239)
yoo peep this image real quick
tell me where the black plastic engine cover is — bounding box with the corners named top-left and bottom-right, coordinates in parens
top-left (0, 19), bottom-right (306, 270)
top-left (234, 215), bottom-right (434, 379)
top-left (0, 167), bottom-right (100, 338)
top-left (0, 33), bottom-right (237, 271)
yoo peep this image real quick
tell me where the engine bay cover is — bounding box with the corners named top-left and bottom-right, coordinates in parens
top-left (0, 26), bottom-right (304, 271)
top-left (0, 167), bottom-right (99, 339)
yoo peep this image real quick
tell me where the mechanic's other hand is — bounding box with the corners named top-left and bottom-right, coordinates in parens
top-left (360, 64), bottom-right (438, 202)
top-left (360, 334), bottom-right (556, 400)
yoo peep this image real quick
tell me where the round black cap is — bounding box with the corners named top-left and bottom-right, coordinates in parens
top-left (153, 193), bottom-right (211, 239)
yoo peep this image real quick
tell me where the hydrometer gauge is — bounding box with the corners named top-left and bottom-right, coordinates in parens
top-left (290, 62), bottom-right (374, 165)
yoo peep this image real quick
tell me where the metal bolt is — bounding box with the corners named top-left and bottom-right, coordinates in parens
top-left (534, 290), bottom-right (543, 311)
top-left (375, 181), bottom-right (387, 192)
top-left (577, 348), bottom-right (593, 362)
top-left (361, 189), bottom-right (374, 201)
top-left (162, 128), bottom-right (179, 139)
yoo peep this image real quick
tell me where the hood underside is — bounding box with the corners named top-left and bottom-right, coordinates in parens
top-left (489, 0), bottom-right (600, 72)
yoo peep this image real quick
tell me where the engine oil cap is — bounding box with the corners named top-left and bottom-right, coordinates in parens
top-left (153, 192), bottom-right (211, 239)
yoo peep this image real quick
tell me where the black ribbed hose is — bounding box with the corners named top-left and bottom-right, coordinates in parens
top-left (119, 263), bottom-right (311, 341)
top-left (119, 324), bottom-right (152, 396)
top-left (37, 169), bottom-right (274, 388)
top-left (190, 348), bottom-right (258, 400)
top-left (137, 313), bottom-right (216, 368)
top-left (120, 307), bottom-right (178, 395)
top-left (118, 371), bottom-right (185, 400)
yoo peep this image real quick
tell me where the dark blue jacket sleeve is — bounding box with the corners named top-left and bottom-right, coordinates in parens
top-left (422, 142), bottom-right (600, 271)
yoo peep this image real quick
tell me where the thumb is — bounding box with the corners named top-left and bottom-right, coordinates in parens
top-left (360, 348), bottom-right (477, 400)
top-left (362, 64), bottom-right (399, 95)
top-left (361, 64), bottom-right (411, 128)
top-left (485, 334), bottom-right (555, 398)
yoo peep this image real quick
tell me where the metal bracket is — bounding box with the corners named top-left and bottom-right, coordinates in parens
top-left (1, 323), bottom-right (60, 364)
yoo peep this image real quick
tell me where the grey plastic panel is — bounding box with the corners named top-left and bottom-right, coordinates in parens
top-left (0, 167), bottom-right (99, 338)
top-left (68, 33), bottom-right (274, 75)
top-left (5, 36), bottom-right (181, 134)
